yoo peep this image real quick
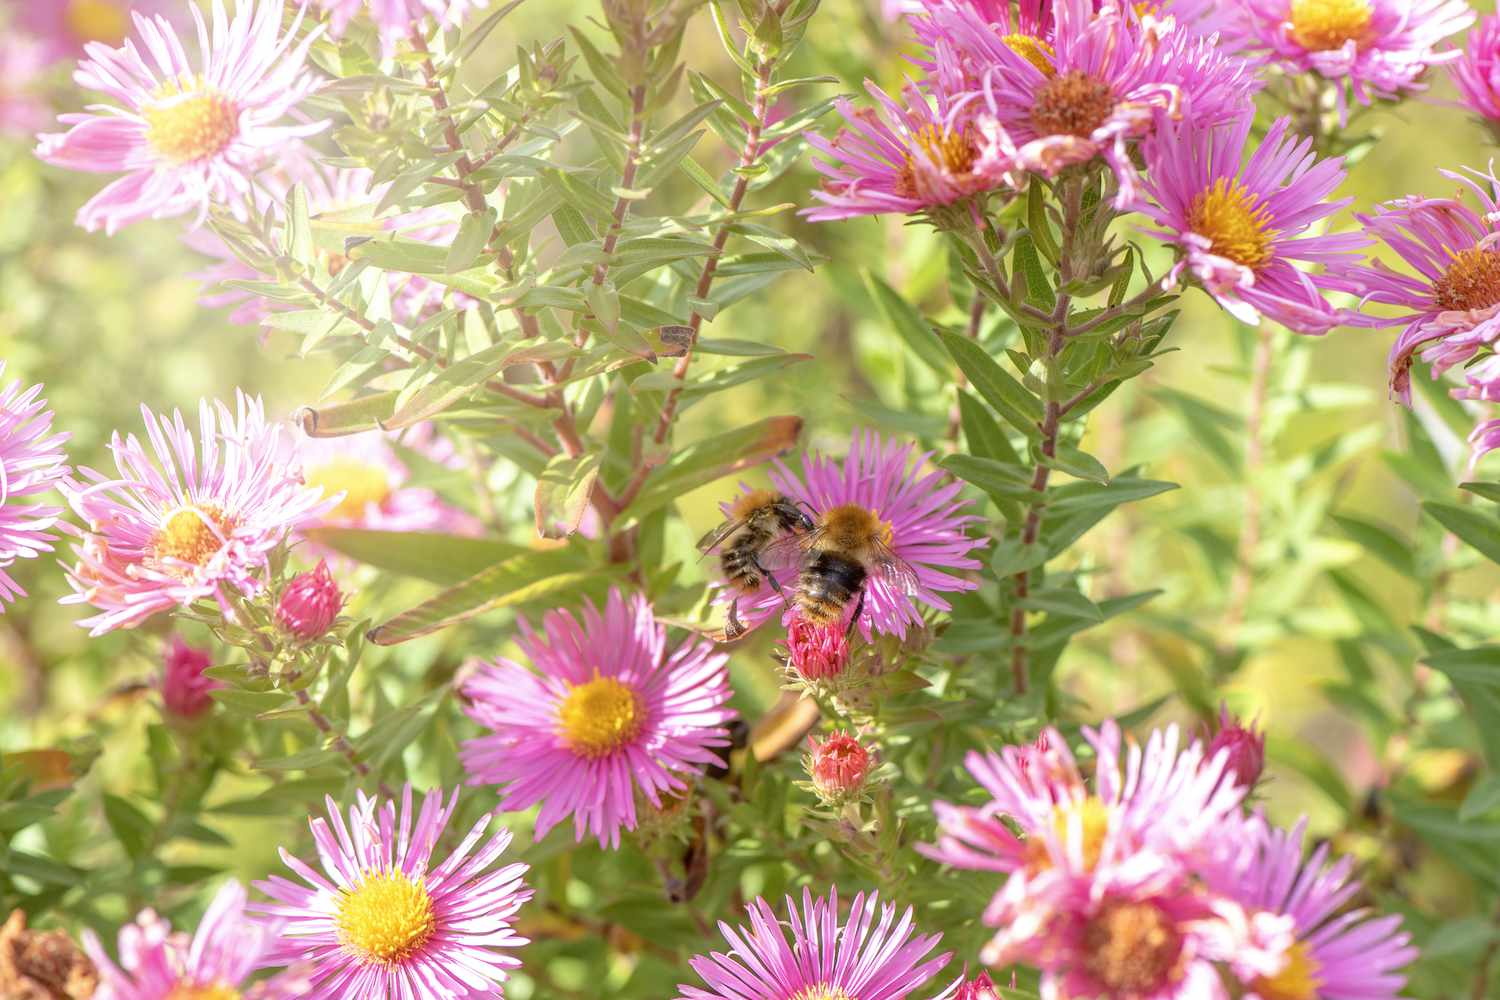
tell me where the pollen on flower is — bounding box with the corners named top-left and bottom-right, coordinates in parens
top-left (152, 505), bottom-right (235, 568)
top-left (1081, 900), bottom-right (1183, 993)
top-left (144, 86), bottom-right (240, 164)
top-left (899, 125), bottom-right (977, 197)
top-left (164, 985), bottom-right (242, 1000)
top-left (65, 0), bottom-right (130, 45)
top-left (1189, 178), bottom-right (1279, 270)
top-left (305, 458), bottom-right (394, 521)
top-left (789, 987), bottom-right (855, 1000)
top-left (1288, 0), bottom-right (1374, 52)
top-left (335, 871), bottom-right (437, 966)
top-left (1030, 70), bottom-right (1116, 138)
top-left (1026, 796), bottom-right (1111, 871)
top-left (557, 674), bottom-right (645, 758)
top-left (1252, 942), bottom-right (1323, 1000)
top-left (1003, 33), bottom-right (1056, 76)
top-left (1434, 247), bottom-right (1500, 312)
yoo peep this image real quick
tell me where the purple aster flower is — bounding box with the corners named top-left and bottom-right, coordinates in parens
top-left (1140, 111), bottom-right (1368, 334)
top-left (730, 429), bottom-right (984, 641)
top-left (35, 0), bottom-right (327, 234)
top-left (59, 392), bottom-right (335, 635)
top-left (676, 887), bottom-right (955, 1000)
top-left (313, 0), bottom-right (491, 56)
top-left (1207, 814), bottom-right (1418, 1000)
top-left (1452, 13), bottom-right (1500, 125)
top-left (1239, 0), bottom-right (1474, 122)
top-left (82, 880), bottom-right (283, 1000)
top-left (297, 425), bottom-right (481, 537)
top-left (0, 365), bottom-right (70, 610)
top-left (974, 0), bottom-right (1256, 208)
top-left (252, 785), bottom-right (532, 1000)
top-left (460, 586), bottom-right (736, 849)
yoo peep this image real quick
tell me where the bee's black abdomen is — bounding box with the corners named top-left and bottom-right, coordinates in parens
top-left (796, 552), bottom-right (866, 626)
top-left (721, 528), bottom-right (770, 593)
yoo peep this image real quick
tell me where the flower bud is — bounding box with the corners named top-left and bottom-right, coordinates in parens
top-left (1206, 704), bottom-right (1265, 790)
top-left (806, 731), bottom-right (871, 803)
top-left (956, 971), bottom-right (1000, 1000)
top-left (275, 560), bottom-right (343, 641)
top-left (784, 618), bottom-right (850, 681)
top-left (161, 636), bottom-right (218, 719)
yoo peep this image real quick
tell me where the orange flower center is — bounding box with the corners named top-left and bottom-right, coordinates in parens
top-left (145, 80), bottom-right (239, 164)
top-left (66, 0), bottom-right (130, 46)
top-left (1434, 247), bottom-right (1500, 312)
top-left (1188, 178), bottom-right (1279, 270)
top-left (1030, 70), bottom-right (1115, 138)
top-left (1081, 900), bottom-right (1183, 993)
top-left (1003, 33), bottom-right (1056, 76)
top-left (305, 459), bottom-right (393, 521)
top-left (1025, 796), bottom-right (1111, 871)
top-left (1288, 0), bottom-right (1373, 51)
top-left (165, 986), bottom-right (241, 1000)
top-left (1252, 942), bottom-right (1323, 1000)
top-left (336, 871), bottom-right (437, 965)
top-left (558, 675), bottom-right (645, 758)
top-left (152, 505), bottom-right (235, 568)
top-left (789, 987), bottom-right (854, 1000)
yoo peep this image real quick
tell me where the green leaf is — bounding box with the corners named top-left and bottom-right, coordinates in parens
top-left (1461, 773), bottom-right (1500, 821)
top-left (355, 688), bottom-right (450, 770)
top-left (1423, 646), bottom-right (1500, 766)
top-left (304, 528), bottom-right (527, 585)
top-left (382, 341), bottom-right (556, 430)
top-left (1047, 476), bottom-right (1177, 516)
top-left (1462, 481), bottom-right (1500, 504)
top-left (534, 452), bottom-right (601, 539)
top-left (285, 183), bottom-right (313, 267)
top-left (940, 455), bottom-right (1037, 503)
top-left (102, 794), bottom-right (154, 861)
top-left (865, 273), bottom-right (950, 376)
top-left (621, 415), bottom-right (804, 525)
top-left (939, 330), bottom-right (1042, 437)
top-left (1045, 442), bottom-right (1109, 483)
top-left (1013, 232), bottom-right (1055, 311)
top-left (1332, 513), bottom-right (1416, 576)
top-left (446, 208), bottom-right (495, 273)
top-left (1425, 501), bottom-right (1500, 565)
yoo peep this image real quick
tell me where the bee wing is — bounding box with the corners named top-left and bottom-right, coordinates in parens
top-left (869, 539), bottom-right (921, 597)
top-left (696, 516), bottom-right (749, 556)
top-left (759, 527), bottom-right (821, 574)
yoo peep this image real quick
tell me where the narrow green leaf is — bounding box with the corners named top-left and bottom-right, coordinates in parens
top-left (939, 330), bottom-right (1042, 437)
top-left (866, 272), bottom-right (950, 376)
top-left (1425, 501), bottom-right (1500, 565)
top-left (621, 415), bottom-right (804, 525)
top-left (305, 528), bottom-right (527, 585)
top-left (534, 452), bottom-right (601, 539)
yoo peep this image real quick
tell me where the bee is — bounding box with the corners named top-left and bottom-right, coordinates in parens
top-left (697, 490), bottom-right (815, 639)
top-left (765, 503), bottom-right (919, 632)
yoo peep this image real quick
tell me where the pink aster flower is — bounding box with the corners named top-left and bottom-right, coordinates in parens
top-left (1208, 814), bottom-right (1418, 1000)
top-left (1239, 0), bottom-right (1474, 122)
top-left (314, 0), bottom-right (490, 56)
top-left (1453, 13), bottom-right (1500, 125)
top-left (0, 37), bottom-right (50, 136)
top-left (1338, 168), bottom-right (1500, 408)
top-left (677, 887), bottom-right (955, 1000)
top-left (35, 0), bottom-right (327, 234)
top-left (975, 0), bottom-right (1256, 208)
top-left (252, 785), bottom-right (532, 1000)
top-left (296, 426), bottom-right (481, 536)
top-left (15, 0), bottom-right (183, 62)
top-left (805, 730), bottom-right (873, 803)
top-left (83, 880), bottom-right (282, 1000)
top-left (161, 635), bottom-right (220, 718)
top-left (276, 559), bottom-right (344, 640)
top-left (1140, 112), bottom-right (1368, 334)
top-left (908, 0), bottom-right (1053, 86)
top-left (732, 429), bottom-right (985, 640)
top-left (0, 365), bottom-right (70, 609)
top-left (60, 392), bottom-right (334, 635)
top-left (460, 587), bottom-right (736, 848)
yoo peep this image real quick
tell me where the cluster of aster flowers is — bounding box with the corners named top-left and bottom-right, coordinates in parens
top-left (924, 719), bottom-right (1415, 1000)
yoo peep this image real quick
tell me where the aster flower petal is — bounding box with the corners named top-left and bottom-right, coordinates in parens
top-left (0, 364), bottom-right (70, 609)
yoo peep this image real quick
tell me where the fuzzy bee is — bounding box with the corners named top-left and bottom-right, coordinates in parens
top-left (764, 503), bottom-right (919, 633)
top-left (697, 490), bottom-right (815, 639)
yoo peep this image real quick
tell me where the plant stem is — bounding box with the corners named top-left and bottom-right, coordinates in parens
top-left (1223, 325), bottom-right (1275, 647)
top-left (293, 686), bottom-right (398, 800)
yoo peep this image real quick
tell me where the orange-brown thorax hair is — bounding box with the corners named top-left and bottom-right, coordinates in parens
top-left (729, 489), bottom-right (779, 520)
top-left (814, 504), bottom-right (893, 560)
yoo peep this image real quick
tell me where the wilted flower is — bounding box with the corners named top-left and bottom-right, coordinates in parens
top-left (805, 730), bottom-right (872, 803)
top-left (83, 881), bottom-right (280, 1000)
top-left (460, 587), bottom-right (736, 848)
top-left (734, 429), bottom-right (984, 640)
top-left (1238, 0), bottom-right (1474, 122)
top-left (0, 365), bottom-right (70, 610)
top-left (1206, 703), bottom-right (1266, 790)
top-left (1141, 112), bottom-right (1368, 334)
top-left (0, 908), bottom-right (99, 1000)
top-left (1452, 14), bottom-right (1500, 126)
top-left (60, 392), bottom-right (334, 635)
top-left (161, 636), bottom-right (219, 718)
top-left (314, 0), bottom-right (491, 56)
top-left (676, 888), bottom-right (952, 1000)
top-left (35, 0), bottom-right (326, 234)
top-left (253, 785), bottom-right (531, 1000)
top-left (276, 560), bottom-right (343, 641)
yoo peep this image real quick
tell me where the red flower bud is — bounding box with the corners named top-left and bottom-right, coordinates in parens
top-left (785, 617), bottom-right (850, 680)
top-left (956, 972), bottom-right (1000, 1000)
top-left (161, 636), bottom-right (218, 718)
top-left (276, 560), bottom-right (343, 641)
top-left (807, 731), bottom-right (871, 801)
top-left (1206, 703), bottom-right (1265, 790)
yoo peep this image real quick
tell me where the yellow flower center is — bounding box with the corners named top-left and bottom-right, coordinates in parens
top-left (1081, 900), bottom-right (1183, 993)
top-left (1003, 33), bottom-right (1056, 76)
top-left (1026, 796), bottom-right (1111, 871)
top-left (305, 459), bottom-right (394, 521)
top-left (152, 505), bottom-right (235, 568)
top-left (558, 675), bottom-right (645, 758)
top-left (1030, 70), bottom-right (1116, 138)
top-left (335, 871), bottom-right (437, 966)
top-left (1434, 247), bottom-right (1500, 312)
top-left (144, 81), bottom-right (239, 164)
top-left (790, 988), bottom-right (855, 1000)
top-left (1188, 178), bottom-right (1279, 271)
top-left (165, 986), bottom-right (241, 1000)
top-left (66, 0), bottom-right (130, 45)
top-left (1252, 942), bottom-right (1323, 1000)
top-left (1288, 0), bottom-right (1373, 51)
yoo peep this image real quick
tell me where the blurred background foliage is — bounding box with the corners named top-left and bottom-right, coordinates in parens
top-left (5, 0), bottom-right (1500, 996)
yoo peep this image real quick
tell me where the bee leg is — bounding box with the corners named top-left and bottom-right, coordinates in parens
top-left (750, 554), bottom-right (791, 607)
top-left (725, 599), bottom-right (746, 640)
top-left (845, 587), bottom-right (867, 639)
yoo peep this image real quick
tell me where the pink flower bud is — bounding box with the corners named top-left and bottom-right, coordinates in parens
top-left (956, 972), bottom-right (1000, 1000)
top-left (1206, 704), bottom-right (1265, 790)
top-left (161, 636), bottom-right (218, 718)
top-left (276, 560), bottom-right (343, 641)
top-left (784, 617), bottom-right (850, 680)
top-left (807, 731), bottom-right (870, 801)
